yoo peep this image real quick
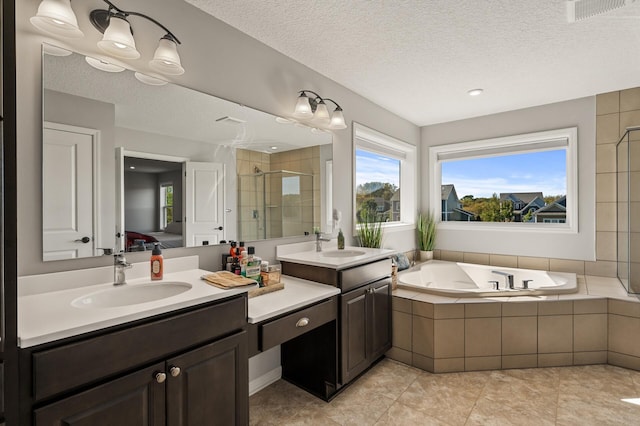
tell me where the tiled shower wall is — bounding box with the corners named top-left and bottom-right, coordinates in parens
top-left (428, 89), bottom-right (640, 279)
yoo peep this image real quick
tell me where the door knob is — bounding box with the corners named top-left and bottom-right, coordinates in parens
top-left (74, 236), bottom-right (91, 243)
top-left (169, 366), bottom-right (181, 377)
top-left (216, 226), bottom-right (223, 230)
top-left (155, 372), bottom-right (167, 383)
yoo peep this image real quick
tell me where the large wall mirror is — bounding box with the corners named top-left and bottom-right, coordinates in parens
top-left (42, 44), bottom-right (333, 261)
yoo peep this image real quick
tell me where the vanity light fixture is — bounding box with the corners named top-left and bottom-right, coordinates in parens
top-left (30, 0), bottom-right (84, 39)
top-left (31, 0), bottom-right (185, 76)
top-left (89, 1), bottom-right (185, 75)
top-left (293, 90), bottom-right (347, 130)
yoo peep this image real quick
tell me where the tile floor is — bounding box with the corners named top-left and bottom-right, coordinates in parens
top-left (249, 358), bottom-right (640, 425)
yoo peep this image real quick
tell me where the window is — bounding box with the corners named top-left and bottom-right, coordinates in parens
top-left (429, 127), bottom-right (578, 233)
top-left (160, 183), bottom-right (174, 229)
top-left (353, 123), bottom-right (416, 230)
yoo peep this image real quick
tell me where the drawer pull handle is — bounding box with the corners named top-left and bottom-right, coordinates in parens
top-left (155, 372), bottom-right (167, 383)
top-left (169, 366), bottom-right (181, 377)
top-left (296, 317), bottom-right (310, 327)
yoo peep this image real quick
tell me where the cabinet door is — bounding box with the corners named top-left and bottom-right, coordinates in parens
top-left (166, 331), bottom-right (248, 426)
top-left (34, 363), bottom-right (165, 426)
top-left (370, 279), bottom-right (392, 361)
top-left (340, 286), bottom-right (368, 384)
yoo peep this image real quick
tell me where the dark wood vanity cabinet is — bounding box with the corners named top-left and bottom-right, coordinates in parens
top-left (341, 278), bottom-right (391, 384)
top-left (281, 258), bottom-right (392, 397)
top-left (21, 295), bottom-right (249, 426)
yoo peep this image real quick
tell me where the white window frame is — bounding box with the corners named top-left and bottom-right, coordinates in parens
top-left (353, 122), bottom-right (417, 233)
top-left (159, 182), bottom-right (174, 230)
top-left (429, 127), bottom-right (578, 234)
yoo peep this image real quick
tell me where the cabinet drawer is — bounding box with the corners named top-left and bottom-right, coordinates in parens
top-left (261, 297), bottom-right (337, 351)
top-left (32, 295), bottom-right (246, 402)
top-left (340, 258), bottom-right (391, 292)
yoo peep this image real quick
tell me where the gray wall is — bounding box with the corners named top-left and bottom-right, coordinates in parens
top-left (124, 171), bottom-right (157, 233)
top-left (16, 0), bottom-right (420, 276)
top-left (421, 97), bottom-right (596, 261)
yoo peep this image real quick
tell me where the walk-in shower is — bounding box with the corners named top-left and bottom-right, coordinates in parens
top-left (237, 170), bottom-right (316, 241)
top-left (616, 126), bottom-right (640, 294)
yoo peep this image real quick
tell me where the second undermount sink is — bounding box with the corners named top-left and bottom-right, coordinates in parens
top-left (321, 250), bottom-right (366, 258)
top-left (72, 281), bottom-right (192, 309)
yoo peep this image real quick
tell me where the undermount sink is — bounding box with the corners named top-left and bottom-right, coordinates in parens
top-left (72, 281), bottom-right (192, 309)
top-left (321, 250), bottom-right (366, 258)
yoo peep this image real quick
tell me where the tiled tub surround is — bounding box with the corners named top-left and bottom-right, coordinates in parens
top-left (388, 275), bottom-right (640, 373)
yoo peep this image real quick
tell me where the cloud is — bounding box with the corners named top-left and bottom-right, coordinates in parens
top-left (443, 174), bottom-right (566, 198)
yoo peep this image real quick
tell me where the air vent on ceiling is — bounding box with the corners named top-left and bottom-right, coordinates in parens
top-left (215, 116), bottom-right (246, 124)
top-left (567, 0), bottom-right (636, 22)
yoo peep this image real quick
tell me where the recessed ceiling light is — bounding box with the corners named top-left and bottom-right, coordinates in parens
top-left (468, 88), bottom-right (484, 96)
top-left (270, 146), bottom-right (278, 150)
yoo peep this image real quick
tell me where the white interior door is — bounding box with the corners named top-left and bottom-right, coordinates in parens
top-left (42, 123), bottom-right (98, 260)
top-left (184, 162), bottom-right (225, 246)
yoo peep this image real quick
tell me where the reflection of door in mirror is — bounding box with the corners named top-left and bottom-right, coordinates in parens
top-left (184, 162), bottom-right (226, 246)
top-left (118, 153), bottom-right (226, 251)
top-left (42, 122), bottom-right (98, 260)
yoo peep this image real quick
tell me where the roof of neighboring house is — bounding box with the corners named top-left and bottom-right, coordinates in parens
top-left (390, 189), bottom-right (400, 201)
top-left (442, 184), bottom-right (455, 201)
top-left (534, 202), bottom-right (566, 215)
top-left (453, 207), bottom-right (475, 218)
top-left (499, 192), bottom-right (544, 205)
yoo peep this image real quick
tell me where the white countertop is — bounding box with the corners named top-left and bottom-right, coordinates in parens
top-left (18, 266), bottom-right (250, 348)
top-left (276, 241), bottom-right (396, 270)
top-left (248, 275), bottom-right (340, 323)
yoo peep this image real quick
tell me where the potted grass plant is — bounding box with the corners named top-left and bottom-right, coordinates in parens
top-left (417, 210), bottom-right (436, 261)
top-left (356, 209), bottom-right (384, 248)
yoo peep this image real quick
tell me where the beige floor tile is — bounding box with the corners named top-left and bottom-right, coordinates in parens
top-left (396, 370), bottom-right (489, 424)
top-left (250, 362), bottom-right (640, 425)
top-left (374, 401), bottom-right (450, 426)
top-left (352, 359), bottom-right (421, 401)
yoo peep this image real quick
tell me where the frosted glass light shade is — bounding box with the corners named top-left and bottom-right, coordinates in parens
top-left (313, 101), bottom-right (330, 125)
top-left (149, 36), bottom-right (185, 75)
top-left (30, 0), bottom-right (84, 38)
top-left (293, 93), bottom-right (313, 118)
top-left (329, 108), bottom-right (347, 130)
top-left (85, 56), bottom-right (125, 73)
top-left (97, 15), bottom-right (140, 59)
top-left (134, 72), bottom-right (168, 86)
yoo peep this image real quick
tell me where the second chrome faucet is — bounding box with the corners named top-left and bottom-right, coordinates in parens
top-left (114, 252), bottom-right (133, 286)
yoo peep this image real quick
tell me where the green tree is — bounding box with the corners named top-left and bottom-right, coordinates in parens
top-left (479, 194), bottom-right (513, 222)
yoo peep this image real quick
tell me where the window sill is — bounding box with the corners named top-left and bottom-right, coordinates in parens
top-left (438, 221), bottom-right (577, 234)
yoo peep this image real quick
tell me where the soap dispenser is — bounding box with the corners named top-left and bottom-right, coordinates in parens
top-left (337, 229), bottom-right (345, 250)
top-left (150, 243), bottom-right (163, 281)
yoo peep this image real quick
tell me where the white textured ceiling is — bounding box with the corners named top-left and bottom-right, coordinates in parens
top-left (185, 0), bottom-right (640, 126)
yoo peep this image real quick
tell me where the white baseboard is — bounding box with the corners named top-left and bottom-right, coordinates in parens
top-left (249, 366), bottom-right (282, 396)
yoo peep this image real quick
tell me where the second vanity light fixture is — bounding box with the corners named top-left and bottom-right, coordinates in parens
top-left (30, 0), bottom-right (185, 76)
top-left (293, 90), bottom-right (347, 130)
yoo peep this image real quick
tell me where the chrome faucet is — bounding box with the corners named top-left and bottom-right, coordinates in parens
top-left (315, 232), bottom-right (331, 252)
top-left (114, 252), bottom-right (133, 286)
top-left (491, 270), bottom-right (514, 289)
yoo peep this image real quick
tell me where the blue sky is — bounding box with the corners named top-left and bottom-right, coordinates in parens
top-left (356, 149), bottom-right (400, 187)
top-left (442, 149), bottom-right (567, 198)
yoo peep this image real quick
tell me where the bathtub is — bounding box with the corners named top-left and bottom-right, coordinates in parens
top-left (398, 260), bottom-right (578, 297)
